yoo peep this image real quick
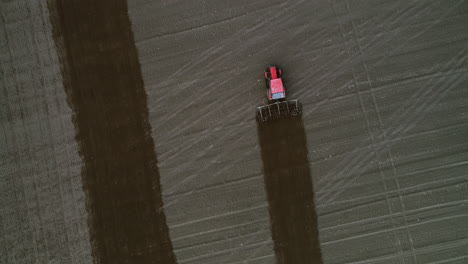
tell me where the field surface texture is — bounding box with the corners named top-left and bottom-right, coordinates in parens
top-left (1, 0), bottom-right (468, 263)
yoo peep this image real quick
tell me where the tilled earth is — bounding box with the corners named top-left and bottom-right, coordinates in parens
top-left (1, 0), bottom-right (468, 263)
top-left (48, 1), bottom-right (176, 263)
top-left (257, 115), bottom-right (322, 263)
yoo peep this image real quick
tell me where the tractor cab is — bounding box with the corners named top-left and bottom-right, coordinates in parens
top-left (265, 66), bottom-right (286, 101)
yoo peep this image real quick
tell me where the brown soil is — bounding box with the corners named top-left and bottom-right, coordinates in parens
top-left (47, 1), bottom-right (177, 263)
top-left (257, 115), bottom-right (322, 264)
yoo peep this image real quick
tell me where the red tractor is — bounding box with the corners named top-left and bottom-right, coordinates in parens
top-left (257, 65), bottom-right (301, 122)
top-left (265, 66), bottom-right (286, 101)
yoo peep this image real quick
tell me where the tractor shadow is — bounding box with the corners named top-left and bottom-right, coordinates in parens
top-left (257, 114), bottom-right (323, 264)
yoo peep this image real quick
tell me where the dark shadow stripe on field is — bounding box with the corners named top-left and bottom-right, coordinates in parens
top-left (47, 1), bottom-right (177, 263)
top-left (257, 115), bottom-right (322, 264)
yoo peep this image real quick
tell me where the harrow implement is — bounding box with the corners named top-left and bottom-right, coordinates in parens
top-left (256, 100), bottom-right (302, 122)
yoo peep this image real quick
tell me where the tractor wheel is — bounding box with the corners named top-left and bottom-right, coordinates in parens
top-left (264, 69), bottom-right (271, 79)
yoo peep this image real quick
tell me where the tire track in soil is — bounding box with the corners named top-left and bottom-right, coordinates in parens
top-left (257, 115), bottom-right (322, 264)
top-left (47, 1), bottom-right (177, 263)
